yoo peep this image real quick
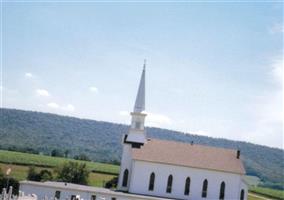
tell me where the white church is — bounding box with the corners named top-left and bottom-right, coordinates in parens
top-left (117, 63), bottom-right (247, 200)
top-left (20, 63), bottom-right (248, 200)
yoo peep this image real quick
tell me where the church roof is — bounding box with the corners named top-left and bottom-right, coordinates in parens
top-left (132, 138), bottom-right (246, 175)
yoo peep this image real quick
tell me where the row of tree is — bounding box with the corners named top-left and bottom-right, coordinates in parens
top-left (50, 150), bottom-right (91, 161)
top-left (5, 146), bottom-right (91, 162)
top-left (1, 161), bottom-right (117, 194)
top-left (27, 162), bottom-right (89, 185)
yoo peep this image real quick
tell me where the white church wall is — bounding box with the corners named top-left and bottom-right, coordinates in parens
top-left (129, 160), bottom-right (247, 200)
top-left (117, 144), bottom-right (132, 191)
top-left (240, 180), bottom-right (248, 200)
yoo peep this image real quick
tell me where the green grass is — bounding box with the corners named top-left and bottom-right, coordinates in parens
top-left (0, 150), bottom-right (119, 187)
top-left (248, 193), bottom-right (266, 200)
top-left (0, 163), bottom-right (116, 187)
top-left (250, 186), bottom-right (284, 200)
top-left (0, 150), bottom-right (119, 174)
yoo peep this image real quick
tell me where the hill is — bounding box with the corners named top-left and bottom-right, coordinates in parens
top-left (0, 108), bottom-right (283, 189)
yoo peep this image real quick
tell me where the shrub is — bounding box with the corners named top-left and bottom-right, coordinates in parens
top-left (27, 166), bottom-right (41, 181)
top-left (0, 177), bottom-right (19, 195)
top-left (27, 167), bottom-right (53, 182)
top-left (105, 177), bottom-right (118, 188)
top-left (55, 162), bottom-right (89, 185)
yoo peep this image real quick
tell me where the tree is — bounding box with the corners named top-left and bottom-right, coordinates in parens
top-left (27, 167), bottom-right (53, 182)
top-left (0, 168), bottom-right (3, 179)
top-left (39, 170), bottom-right (53, 181)
top-left (0, 177), bottom-right (19, 195)
top-left (55, 162), bottom-right (89, 185)
top-left (51, 149), bottom-right (63, 157)
top-left (64, 150), bottom-right (70, 158)
top-left (27, 166), bottom-right (41, 181)
top-left (74, 154), bottom-right (90, 161)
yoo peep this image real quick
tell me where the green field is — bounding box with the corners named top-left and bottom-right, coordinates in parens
top-left (249, 186), bottom-right (284, 200)
top-left (248, 193), bottom-right (266, 200)
top-left (0, 150), bottom-right (119, 174)
top-left (0, 150), bottom-right (119, 187)
top-left (0, 163), bottom-right (116, 187)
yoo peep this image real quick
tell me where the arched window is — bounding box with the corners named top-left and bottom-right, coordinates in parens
top-left (122, 169), bottom-right (129, 187)
top-left (202, 179), bottom-right (208, 198)
top-left (166, 175), bottom-right (173, 193)
top-left (184, 177), bottom-right (191, 195)
top-left (219, 181), bottom-right (225, 200)
top-left (240, 189), bottom-right (245, 200)
top-left (148, 172), bottom-right (155, 191)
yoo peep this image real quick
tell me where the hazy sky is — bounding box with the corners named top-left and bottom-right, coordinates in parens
top-left (1, 2), bottom-right (283, 148)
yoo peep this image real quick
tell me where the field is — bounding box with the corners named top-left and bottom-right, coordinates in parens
top-left (0, 150), bottom-right (119, 187)
top-left (0, 150), bottom-right (119, 174)
top-left (0, 163), bottom-right (116, 187)
top-left (249, 187), bottom-right (284, 200)
top-left (248, 193), bottom-right (266, 200)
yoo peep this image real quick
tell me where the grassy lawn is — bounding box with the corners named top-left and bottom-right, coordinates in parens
top-left (89, 173), bottom-right (116, 187)
top-left (0, 150), bottom-right (119, 174)
top-left (248, 193), bottom-right (265, 200)
top-left (0, 163), bottom-right (116, 187)
top-left (249, 187), bottom-right (284, 200)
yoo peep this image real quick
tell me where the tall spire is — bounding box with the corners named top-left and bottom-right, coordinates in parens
top-left (133, 61), bottom-right (146, 113)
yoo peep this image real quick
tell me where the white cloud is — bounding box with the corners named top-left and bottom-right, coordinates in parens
top-left (146, 112), bottom-right (172, 127)
top-left (36, 89), bottom-right (50, 97)
top-left (245, 57), bottom-right (283, 148)
top-left (47, 102), bottom-right (59, 109)
top-left (25, 73), bottom-right (33, 78)
top-left (89, 86), bottom-right (98, 93)
top-left (47, 102), bottom-right (75, 112)
top-left (63, 104), bottom-right (75, 112)
top-left (119, 110), bottom-right (129, 116)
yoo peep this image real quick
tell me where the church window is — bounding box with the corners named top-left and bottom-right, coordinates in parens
top-left (219, 181), bottom-right (225, 200)
top-left (148, 172), bottom-right (155, 191)
top-left (122, 169), bottom-right (129, 187)
top-left (184, 177), bottom-right (191, 195)
top-left (202, 179), bottom-right (208, 198)
top-left (166, 175), bottom-right (173, 193)
top-left (240, 189), bottom-right (245, 200)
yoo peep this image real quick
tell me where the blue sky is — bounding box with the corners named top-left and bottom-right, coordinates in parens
top-left (1, 2), bottom-right (283, 148)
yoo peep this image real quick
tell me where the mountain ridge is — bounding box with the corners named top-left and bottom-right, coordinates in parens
top-left (2, 107), bottom-right (280, 150)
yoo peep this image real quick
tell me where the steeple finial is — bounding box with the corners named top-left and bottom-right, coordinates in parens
top-left (133, 61), bottom-right (146, 113)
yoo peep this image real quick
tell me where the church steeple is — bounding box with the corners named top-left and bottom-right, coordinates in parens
top-left (124, 61), bottom-right (147, 146)
top-left (133, 61), bottom-right (146, 113)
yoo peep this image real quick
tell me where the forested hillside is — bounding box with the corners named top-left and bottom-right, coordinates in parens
top-left (0, 108), bottom-right (283, 189)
